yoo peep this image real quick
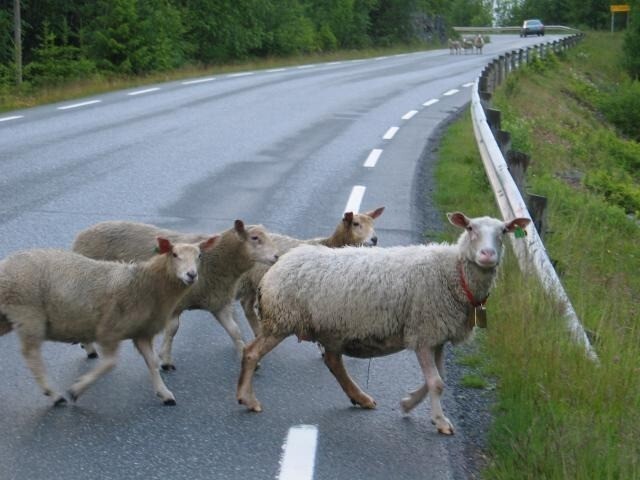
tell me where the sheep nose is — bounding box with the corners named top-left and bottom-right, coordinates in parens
top-left (480, 248), bottom-right (497, 260)
top-left (186, 271), bottom-right (198, 283)
top-left (371, 236), bottom-right (378, 246)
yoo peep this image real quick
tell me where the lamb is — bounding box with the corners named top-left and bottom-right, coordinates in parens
top-left (236, 212), bottom-right (530, 435)
top-left (236, 207), bottom-right (385, 337)
top-left (474, 34), bottom-right (485, 54)
top-left (0, 236), bottom-right (217, 406)
top-left (72, 219), bottom-right (278, 369)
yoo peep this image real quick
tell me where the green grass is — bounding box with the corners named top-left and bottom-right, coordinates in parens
top-left (460, 374), bottom-right (489, 389)
top-left (435, 31), bottom-right (640, 479)
top-left (0, 43), bottom-right (436, 113)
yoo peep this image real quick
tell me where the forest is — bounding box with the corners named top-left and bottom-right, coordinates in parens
top-left (0, 0), bottom-right (636, 91)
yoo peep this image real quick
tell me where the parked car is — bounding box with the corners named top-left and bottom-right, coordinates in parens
top-left (520, 19), bottom-right (545, 37)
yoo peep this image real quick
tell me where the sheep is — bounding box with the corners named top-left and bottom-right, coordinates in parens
top-left (462, 37), bottom-right (475, 54)
top-left (236, 207), bottom-right (385, 337)
top-left (0, 236), bottom-right (217, 406)
top-left (236, 212), bottom-right (530, 435)
top-left (72, 219), bottom-right (278, 369)
top-left (474, 34), bottom-right (485, 54)
top-left (448, 38), bottom-right (461, 55)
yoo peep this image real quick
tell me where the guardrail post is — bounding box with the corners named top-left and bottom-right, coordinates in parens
top-left (496, 130), bottom-right (511, 156)
top-left (506, 150), bottom-right (530, 194)
top-left (485, 108), bottom-right (501, 134)
top-left (518, 49), bottom-right (524, 68)
top-left (505, 52), bottom-right (511, 75)
top-left (527, 193), bottom-right (548, 240)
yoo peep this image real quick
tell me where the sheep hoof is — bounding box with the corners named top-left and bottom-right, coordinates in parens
top-left (87, 352), bottom-right (98, 359)
top-left (161, 364), bottom-right (176, 371)
top-left (67, 390), bottom-right (79, 403)
top-left (163, 398), bottom-right (177, 406)
top-left (53, 396), bottom-right (67, 406)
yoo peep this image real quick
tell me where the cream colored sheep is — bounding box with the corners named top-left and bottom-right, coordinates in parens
top-left (236, 212), bottom-right (530, 435)
top-left (0, 236), bottom-right (216, 406)
top-left (236, 207), bottom-right (385, 336)
top-left (72, 219), bottom-right (278, 368)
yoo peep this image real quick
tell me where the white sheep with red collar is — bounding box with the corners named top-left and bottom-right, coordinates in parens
top-left (236, 212), bottom-right (530, 435)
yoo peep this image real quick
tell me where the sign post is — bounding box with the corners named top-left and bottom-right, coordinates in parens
top-left (610, 4), bottom-right (631, 32)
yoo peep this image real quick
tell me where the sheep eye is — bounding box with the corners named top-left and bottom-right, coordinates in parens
top-left (466, 226), bottom-right (473, 232)
top-left (172, 253), bottom-right (178, 258)
top-left (353, 222), bottom-right (360, 227)
top-left (198, 253), bottom-right (202, 259)
top-left (251, 235), bottom-right (260, 242)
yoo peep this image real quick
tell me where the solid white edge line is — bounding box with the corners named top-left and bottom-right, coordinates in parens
top-left (181, 77), bottom-right (216, 85)
top-left (296, 64), bottom-right (316, 69)
top-left (363, 149), bottom-right (383, 168)
top-left (266, 68), bottom-right (287, 73)
top-left (57, 100), bottom-right (102, 110)
top-left (278, 425), bottom-right (318, 480)
top-left (423, 98), bottom-right (439, 107)
top-left (344, 186), bottom-right (366, 213)
top-left (401, 110), bottom-right (418, 120)
top-left (228, 72), bottom-right (254, 78)
top-left (0, 115), bottom-right (24, 122)
top-left (443, 89), bottom-right (459, 96)
top-left (382, 126), bottom-right (399, 140)
top-left (127, 87), bottom-right (160, 96)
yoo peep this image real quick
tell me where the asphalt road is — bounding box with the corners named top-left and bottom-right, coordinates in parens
top-left (0, 35), bottom-right (563, 480)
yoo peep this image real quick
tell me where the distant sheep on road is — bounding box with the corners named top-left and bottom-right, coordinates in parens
top-left (237, 212), bottom-right (530, 435)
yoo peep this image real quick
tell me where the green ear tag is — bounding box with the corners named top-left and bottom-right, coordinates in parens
top-left (514, 226), bottom-right (526, 238)
top-left (153, 246), bottom-right (160, 254)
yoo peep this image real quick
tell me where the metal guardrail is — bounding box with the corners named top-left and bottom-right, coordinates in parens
top-left (468, 33), bottom-right (599, 361)
top-left (454, 25), bottom-right (581, 34)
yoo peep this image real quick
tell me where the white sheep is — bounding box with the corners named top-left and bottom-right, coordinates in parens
top-left (474, 34), bottom-right (485, 54)
top-left (0, 236), bottom-right (217, 406)
top-left (72, 219), bottom-right (278, 369)
top-left (236, 207), bottom-right (385, 336)
top-left (236, 212), bottom-right (530, 435)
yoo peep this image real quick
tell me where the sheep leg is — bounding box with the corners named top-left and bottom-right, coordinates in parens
top-left (159, 315), bottom-right (180, 370)
top-left (323, 351), bottom-right (376, 409)
top-left (21, 340), bottom-right (66, 405)
top-left (415, 345), bottom-right (454, 435)
top-left (214, 304), bottom-right (246, 359)
top-left (240, 291), bottom-right (262, 337)
top-left (134, 337), bottom-right (176, 405)
top-left (68, 343), bottom-right (119, 402)
top-left (9, 307), bottom-right (65, 405)
top-left (398, 344), bottom-right (446, 412)
top-left (400, 383), bottom-right (429, 413)
top-left (237, 334), bottom-right (283, 412)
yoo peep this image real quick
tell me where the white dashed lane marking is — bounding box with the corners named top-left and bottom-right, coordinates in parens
top-left (462, 82), bottom-right (475, 87)
top-left (278, 425), bottom-right (318, 480)
top-left (401, 110), bottom-right (418, 120)
top-left (423, 98), bottom-right (439, 107)
top-left (383, 127), bottom-right (399, 140)
top-left (443, 89), bottom-right (459, 96)
top-left (181, 77), bottom-right (216, 85)
top-left (363, 149), bottom-right (383, 168)
top-left (0, 115), bottom-right (24, 122)
top-left (57, 100), bottom-right (102, 110)
top-left (345, 186), bottom-right (366, 213)
top-left (127, 87), bottom-right (161, 96)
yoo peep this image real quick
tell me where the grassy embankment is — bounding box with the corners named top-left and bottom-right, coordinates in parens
top-left (0, 44), bottom-right (432, 113)
top-left (436, 31), bottom-right (639, 479)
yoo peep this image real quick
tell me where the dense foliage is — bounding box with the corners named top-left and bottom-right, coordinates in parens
top-left (1, 0), bottom-right (496, 89)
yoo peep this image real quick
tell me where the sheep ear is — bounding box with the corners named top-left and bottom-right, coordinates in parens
top-left (234, 220), bottom-right (248, 239)
top-left (200, 235), bottom-right (218, 252)
top-left (365, 206), bottom-right (385, 219)
top-left (343, 211), bottom-right (354, 225)
top-left (156, 237), bottom-right (173, 255)
top-left (447, 212), bottom-right (470, 229)
top-left (504, 217), bottom-right (531, 233)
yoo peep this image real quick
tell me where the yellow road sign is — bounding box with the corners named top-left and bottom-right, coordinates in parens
top-left (610, 4), bottom-right (630, 12)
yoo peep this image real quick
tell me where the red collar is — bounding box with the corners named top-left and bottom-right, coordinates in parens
top-left (458, 261), bottom-right (488, 308)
